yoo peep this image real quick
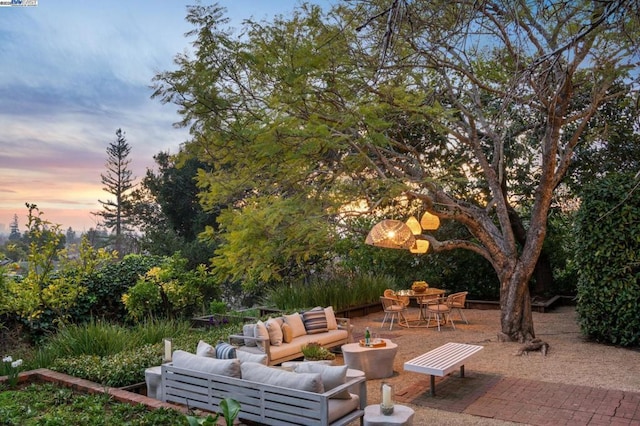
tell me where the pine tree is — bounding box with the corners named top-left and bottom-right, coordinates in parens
top-left (95, 128), bottom-right (135, 255)
top-left (8, 214), bottom-right (20, 241)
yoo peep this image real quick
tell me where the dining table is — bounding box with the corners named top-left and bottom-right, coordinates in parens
top-left (395, 288), bottom-right (447, 327)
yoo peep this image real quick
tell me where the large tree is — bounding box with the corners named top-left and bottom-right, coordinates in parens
top-left (95, 128), bottom-right (135, 255)
top-left (153, 1), bottom-right (639, 341)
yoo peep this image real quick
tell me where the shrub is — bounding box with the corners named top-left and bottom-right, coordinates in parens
top-left (122, 253), bottom-right (219, 321)
top-left (574, 172), bottom-right (640, 347)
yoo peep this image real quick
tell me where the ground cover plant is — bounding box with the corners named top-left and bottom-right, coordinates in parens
top-left (0, 382), bottom-right (188, 425)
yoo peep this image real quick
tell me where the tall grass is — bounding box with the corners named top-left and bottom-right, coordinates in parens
top-left (32, 318), bottom-right (193, 368)
top-left (263, 273), bottom-right (397, 311)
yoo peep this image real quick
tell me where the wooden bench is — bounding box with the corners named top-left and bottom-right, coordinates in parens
top-left (403, 342), bottom-right (483, 396)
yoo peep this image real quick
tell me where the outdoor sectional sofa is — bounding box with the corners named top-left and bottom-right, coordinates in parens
top-left (228, 306), bottom-right (352, 366)
top-left (161, 350), bottom-right (367, 426)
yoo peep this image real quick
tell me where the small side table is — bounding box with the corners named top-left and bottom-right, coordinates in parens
top-left (144, 366), bottom-right (163, 400)
top-left (363, 404), bottom-right (414, 426)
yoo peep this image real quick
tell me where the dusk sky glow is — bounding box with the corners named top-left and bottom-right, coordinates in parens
top-left (0, 0), bottom-right (322, 234)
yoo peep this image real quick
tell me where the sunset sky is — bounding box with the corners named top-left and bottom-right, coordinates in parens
top-left (0, 0), bottom-right (323, 235)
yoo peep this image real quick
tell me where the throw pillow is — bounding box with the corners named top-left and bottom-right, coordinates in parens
top-left (281, 322), bottom-right (293, 343)
top-left (283, 313), bottom-right (307, 338)
top-left (254, 320), bottom-right (270, 352)
top-left (302, 306), bottom-right (329, 334)
top-left (196, 340), bottom-right (216, 358)
top-left (294, 363), bottom-right (351, 399)
top-left (265, 317), bottom-right (284, 346)
top-left (243, 324), bottom-right (257, 347)
top-left (215, 341), bottom-right (237, 359)
top-left (172, 350), bottom-right (241, 378)
top-left (324, 306), bottom-right (338, 330)
top-left (236, 350), bottom-right (268, 365)
top-left (241, 362), bottom-right (324, 393)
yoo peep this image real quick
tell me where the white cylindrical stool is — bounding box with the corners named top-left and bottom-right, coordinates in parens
top-left (144, 366), bottom-right (163, 400)
top-left (363, 404), bottom-right (414, 426)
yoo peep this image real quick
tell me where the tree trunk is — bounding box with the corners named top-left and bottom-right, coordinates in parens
top-left (499, 268), bottom-right (535, 342)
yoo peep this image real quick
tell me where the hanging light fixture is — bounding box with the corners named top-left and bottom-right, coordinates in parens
top-left (409, 239), bottom-right (429, 254)
top-left (365, 219), bottom-right (416, 249)
top-left (420, 211), bottom-right (440, 230)
top-left (405, 216), bottom-right (422, 235)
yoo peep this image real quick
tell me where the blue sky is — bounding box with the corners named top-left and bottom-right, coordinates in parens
top-left (0, 0), bottom-right (326, 233)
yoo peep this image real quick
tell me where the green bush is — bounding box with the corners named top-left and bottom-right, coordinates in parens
top-left (37, 319), bottom-right (241, 387)
top-left (574, 172), bottom-right (640, 347)
top-left (72, 254), bottom-right (163, 323)
top-left (122, 254), bottom-right (219, 321)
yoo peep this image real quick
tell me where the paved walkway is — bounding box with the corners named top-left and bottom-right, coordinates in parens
top-left (395, 371), bottom-right (640, 425)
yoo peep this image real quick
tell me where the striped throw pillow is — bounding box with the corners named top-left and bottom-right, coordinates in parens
top-left (215, 341), bottom-right (237, 359)
top-left (302, 307), bottom-right (329, 334)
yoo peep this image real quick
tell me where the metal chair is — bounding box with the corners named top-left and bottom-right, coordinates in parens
top-left (380, 296), bottom-right (409, 330)
top-left (448, 291), bottom-right (469, 324)
top-left (425, 295), bottom-right (455, 331)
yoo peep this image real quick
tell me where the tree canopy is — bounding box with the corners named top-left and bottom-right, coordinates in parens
top-left (153, 1), bottom-right (639, 341)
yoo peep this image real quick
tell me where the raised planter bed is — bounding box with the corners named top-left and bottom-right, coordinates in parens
top-left (467, 295), bottom-right (573, 313)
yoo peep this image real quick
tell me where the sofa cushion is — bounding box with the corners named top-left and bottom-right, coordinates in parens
top-left (241, 362), bottom-right (324, 393)
top-left (302, 307), bottom-right (329, 334)
top-left (255, 320), bottom-right (270, 352)
top-left (196, 340), bottom-right (216, 358)
top-left (236, 350), bottom-right (268, 365)
top-left (266, 317), bottom-right (284, 346)
top-left (243, 324), bottom-right (257, 347)
top-left (215, 342), bottom-right (237, 359)
top-left (294, 363), bottom-right (350, 399)
top-left (324, 306), bottom-right (338, 330)
top-left (172, 350), bottom-right (241, 378)
top-left (283, 313), bottom-right (306, 338)
top-left (328, 394), bottom-right (361, 424)
top-left (281, 323), bottom-right (293, 343)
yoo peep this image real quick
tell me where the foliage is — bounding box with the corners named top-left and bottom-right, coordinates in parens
top-left (31, 318), bottom-right (238, 387)
top-left (132, 151), bottom-right (219, 269)
top-left (262, 273), bottom-right (396, 312)
top-left (153, 1), bottom-right (639, 341)
top-left (301, 342), bottom-right (335, 361)
top-left (0, 383), bottom-right (187, 425)
top-left (51, 344), bottom-right (161, 387)
top-left (73, 254), bottom-right (163, 324)
top-left (574, 172), bottom-right (640, 347)
top-left (186, 398), bottom-right (240, 426)
top-left (1, 205), bottom-right (117, 337)
top-left (122, 253), bottom-right (219, 321)
top-left (95, 128), bottom-right (136, 256)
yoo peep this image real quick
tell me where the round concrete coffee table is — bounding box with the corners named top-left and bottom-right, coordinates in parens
top-left (363, 404), bottom-right (414, 426)
top-left (341, 339), bottom-right (398, 379)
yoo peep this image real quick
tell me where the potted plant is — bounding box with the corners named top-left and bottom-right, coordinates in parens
top-left (301, 342), bottom-right (336, 363)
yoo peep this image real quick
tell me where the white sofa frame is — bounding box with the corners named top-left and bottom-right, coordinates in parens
top-left (161, 363), bottom-right (367, 426)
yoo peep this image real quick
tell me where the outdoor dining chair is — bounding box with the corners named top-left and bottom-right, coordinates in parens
top-left (380, 296), bottom-right (409, 330)
top-left (424, 295), bottom-right (456, 331)
top-left (448, 291), bottom-right (469, 324)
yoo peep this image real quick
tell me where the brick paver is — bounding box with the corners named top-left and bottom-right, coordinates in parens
top-left (396, 372), bottom-right (640, 425)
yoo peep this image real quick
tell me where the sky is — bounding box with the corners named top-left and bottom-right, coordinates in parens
top-left (0, 0), bottom-right (325, 235)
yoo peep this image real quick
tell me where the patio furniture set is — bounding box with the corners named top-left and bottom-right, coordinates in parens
top-left (146, 296), bottom-right (482, 426)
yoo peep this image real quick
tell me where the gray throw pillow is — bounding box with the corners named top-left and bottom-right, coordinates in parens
top-left (241, 362), bottom-right (324, 393)
top-left (172, 350), bottom-right (241, 378)
top-left (295, 363), bottom-right (351, 399)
